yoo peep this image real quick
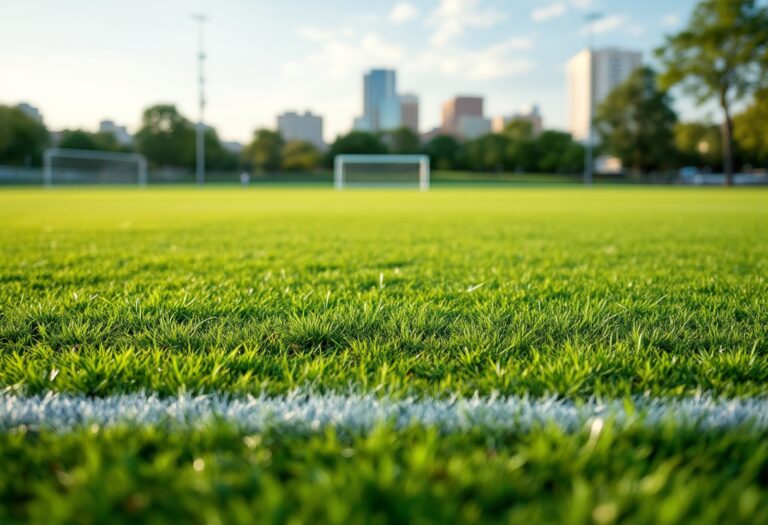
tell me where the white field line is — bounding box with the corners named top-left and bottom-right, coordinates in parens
top-left (2, 392), bottom-right (768, 434)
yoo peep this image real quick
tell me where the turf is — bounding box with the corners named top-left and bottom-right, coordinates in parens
top-left (0, 188), bottom-right (766, 398)
top-left (0, 186), bottom-right (767, 523)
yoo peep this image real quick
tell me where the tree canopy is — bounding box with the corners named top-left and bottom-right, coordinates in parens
top-left (595, 67), bottom-right (678, 174)
top-left (134, 105), bottom-right (196, 168)
top-left (0, 105), bottom-right (48, 166)
top-left (656, 0), bottom-right (768, 183)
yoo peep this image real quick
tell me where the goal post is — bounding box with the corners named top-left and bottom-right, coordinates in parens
top-left (334, 154), bottom-right (430, 191)
top-left (43, 148), bottom-right (148, 187)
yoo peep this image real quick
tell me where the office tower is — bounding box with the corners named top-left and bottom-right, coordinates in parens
top-left (567, 48), bottom-right (642, 141)
top-left (99, 120), bottom-right (133, 146)
top-left (441, 96), bottom-right (490, 140)
top-left (399, 94), bottom-right (419, 133)
top-left (277, 110), bottom-right (325, 150)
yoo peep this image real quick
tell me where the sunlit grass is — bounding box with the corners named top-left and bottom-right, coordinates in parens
top-left (1, 186), bottom-right (767, 523)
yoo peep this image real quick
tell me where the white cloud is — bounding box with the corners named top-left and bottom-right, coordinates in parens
top-left (295, 27), bottom-right (334, 42)
top-left (570, 0), bottom-right (594, 9)
top-left (389, 1), bottom-right (419, 24)
top-left (661, 13), bottom-right (680, 28)
top-left (583, 14), bottom-right (626, 35)
top-left (532, 2), bottom-right (567, 22)
top-left (282, 31), bottom-right (404, 79)
top-left (427, 0), bottom-right (504, 47)
top-left (411, 37), bottom-right (534, 80)
top-left (628, 25), bottom-right (646, 36)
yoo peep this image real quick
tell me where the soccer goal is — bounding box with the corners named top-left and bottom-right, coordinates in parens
top-left (43, 148), bottom-right (148, 187)
top-left (334, 154), bottom-right (430, 190)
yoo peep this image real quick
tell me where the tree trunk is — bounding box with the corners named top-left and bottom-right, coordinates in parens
top-left (720, 92), bottom-right (734, 186)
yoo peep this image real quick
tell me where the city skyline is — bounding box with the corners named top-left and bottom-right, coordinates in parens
top-left (1, 0), bottom-right (702, 144)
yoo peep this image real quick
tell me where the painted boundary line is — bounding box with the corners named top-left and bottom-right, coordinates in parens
top-left (2, 392), bottom-right (768, 433)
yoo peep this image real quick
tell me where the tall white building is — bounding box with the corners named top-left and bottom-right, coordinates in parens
top-left (16, 102), bottom-right (43, 123)
top-left (277, 111), bottom-right (324, 150)
top-left (567, 48), bottom-right (642, 141)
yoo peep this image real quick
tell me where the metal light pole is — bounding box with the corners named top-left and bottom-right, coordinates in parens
top-left (584, 12), bottom-right (602, 187)
top-left (193, 14), bottom-right (207, 186)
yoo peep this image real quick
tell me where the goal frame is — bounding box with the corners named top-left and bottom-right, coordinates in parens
top-left (43, 148), bottom-right (148, 187)
top-left (334, 154), bottom-right (430, 191)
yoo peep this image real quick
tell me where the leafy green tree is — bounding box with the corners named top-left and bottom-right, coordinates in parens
top-left (595, 67), bottom-right (678, 174)
top-left (244, 129), bottom-right (284, 173)
top-left (464, 134), bottom-right (511, 171)
top-left (674, 122), bottom-right (723, 168)
top-left (384, 127), bottom-right (421, 154)
top-left (535, 131), bottom-right (583, 173)
top-left (502, 119), bottom-right (534, 142)
top-left (423, 135), bottom-right (461, 170)
top-left (733, 89), bottom-right (768, 166)
top-left (134, 104), bottom-right (195, 167)
top-left (0, 105), bottom-right (48, 166)
top-left (58, 130), bottom-right (121, 152)
top-left (282, 140), bottom-right (321, 171)
top-left (656, 0), bottom-right (768, 184)
top-left (202, 128), bottom-right (238, 171)
top-left (326, 131), bottom-right (386, 166)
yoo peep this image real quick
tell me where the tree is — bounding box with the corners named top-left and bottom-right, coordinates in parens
top-left (733, 89), bottom-right (768, 166)
top-left (535, 131), bottom-right (583, 173)
top-left (326, 131), bottom-right (386, 166)
top-left (595, 67), bottom-right (678, 174)
top-left (134, 104), bottom-right (195, 167)
top-left (282, 140), bottom-right (321, 171)
top-left (384, 127), bottom-right (421, 154)
top-left (244, 129), bottom-right (284, 173)
top-left (0, 105), bottom-right (48, 166)
top-left (502, 119), bottom-right (534, 142)
top-left (423, 135), bottom-right (461, 170)
top-left (656, 0), bottom-right (768, 184)
top-left (58, 130), bottom-right (121, 152)
top-left (464, 134), bottom-right (511, 171)
top-left (674, 122), bottom-right (723, 169)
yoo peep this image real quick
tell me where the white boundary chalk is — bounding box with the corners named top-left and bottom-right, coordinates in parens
top-left (2, 392), bottom-right (767, 433)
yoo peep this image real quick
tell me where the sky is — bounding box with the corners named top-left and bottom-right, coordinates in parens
top-left (0, 0), bottom-right (705, 144)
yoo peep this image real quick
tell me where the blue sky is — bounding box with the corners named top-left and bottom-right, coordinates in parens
top-left (0, 0), bottom-right (704, 143)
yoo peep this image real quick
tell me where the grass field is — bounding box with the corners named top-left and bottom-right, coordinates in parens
top-left (1, 187), bottom-right (767, 523)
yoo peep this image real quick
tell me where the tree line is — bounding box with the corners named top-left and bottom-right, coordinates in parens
top-left (1, 0), bottom-right (766, 182)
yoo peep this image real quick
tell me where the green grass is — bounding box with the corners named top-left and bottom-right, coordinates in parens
top-left (1, 187), bottom-right (767, 523)
top-left (1, 187), bottom-right (765, 398)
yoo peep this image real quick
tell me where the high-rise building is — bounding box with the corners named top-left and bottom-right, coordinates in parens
top-left (492, 105), bottom-right (544, 136)
top-left (277, 110), bottom-right (324, 150)
top-left (354, 69), bottom-right (399, 132)
top-left (399, 94), bottom-right (419, 133)
top-left (567, 48), bottom-right (642, 141)
top-left (441, 96), bottom-right (490, 139)
top-left (99, 119), bottom-right (133, 146)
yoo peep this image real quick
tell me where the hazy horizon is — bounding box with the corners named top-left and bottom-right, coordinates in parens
top-left (1, 0), bottom-right (703, 143)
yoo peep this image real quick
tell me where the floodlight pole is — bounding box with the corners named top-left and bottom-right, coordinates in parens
top-left (584, 12), bottom-right (602, 187)
top-left (193, 14), bottom-right (207, 186)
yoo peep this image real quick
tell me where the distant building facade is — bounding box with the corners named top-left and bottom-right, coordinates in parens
top-left (492, 105), bottom-right (543, 136)
top-left (277, 110), bottom-right (324, 150)
top-left (16, 102), bottom-right (43, 123)
top-left (567, 47), bottom-right (642, 141)
top-left (353, 69), bottom-right (400, 132)
top-left (99, 119), bottom-right (132, 146)
top-left (399, 94), bottom-right (419, 133)
top-left (441, 96), bottom-right (490, 140)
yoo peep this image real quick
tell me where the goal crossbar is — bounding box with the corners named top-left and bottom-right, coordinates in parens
top-left (334, 154), bottom-right (430, 191)
top-left (43, 148), bottom-right (148, 187)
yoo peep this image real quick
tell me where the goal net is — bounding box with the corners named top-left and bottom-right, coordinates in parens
top-left (334, 154), bottom-right (429, 190)
top-left (43, 148), bottom-right (148, 186)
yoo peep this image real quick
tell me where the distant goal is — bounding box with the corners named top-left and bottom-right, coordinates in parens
top-left (334, 154), bottom-right (430, 190)
top-left (43, 148), bottom-right (148, 187)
